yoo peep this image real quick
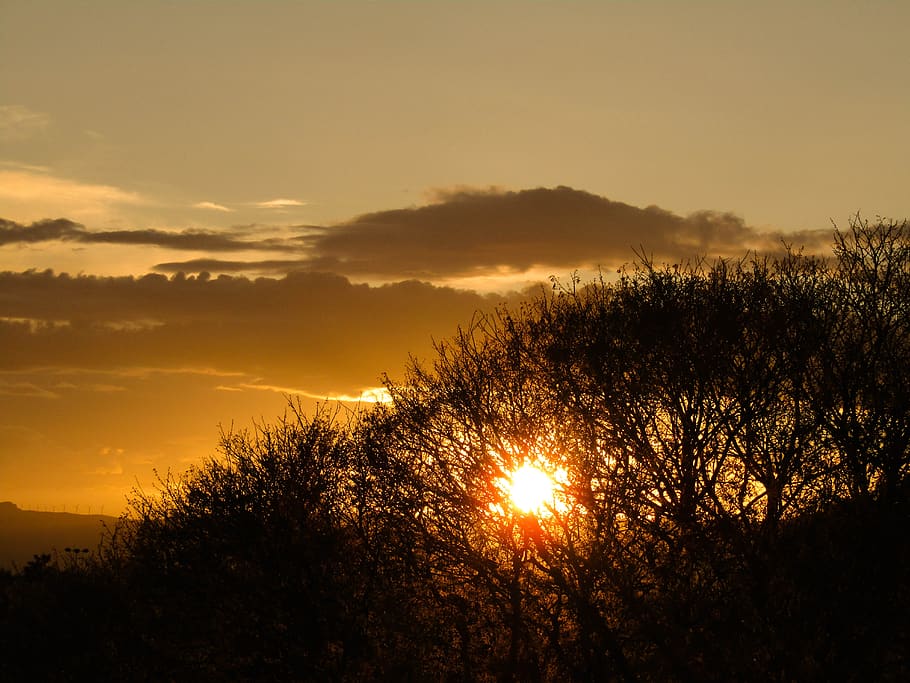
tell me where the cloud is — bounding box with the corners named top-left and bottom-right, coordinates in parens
top-left (0, 381), bottom-right (59, 399)
top-left (0, 269), bottom-right (507, 516)
top-left (0, 169), bottom-right (146, 222)
top-left (4, 186), bottom-right (835, 285)
top-left (152, 187), bottom-right (833, 280)
top-left (302, 186), bottom-right (833, 279)
top-left (0, 105), bottom-right (51, 141)
top-left (0, 270), bottom-right (511, 395)
top-left (86, 228), bottom-right (258, 251)
top-left (193, 201), bottom-right (233, 212)
top-left (0, 170), bottom-right (142, 205)
top-left (0, 160), bottom-right (52, 173)
top-left (0, 217), bottom-right (302, 252)
top-left (0, 218), bottom-right (82, 245)
top-left (254, 198), bottom-right (307, 209)
top-left (75, 383), bottom-right (127, 393)
top-left (229, 381), bottom-right (392, 404)
top-left (89, 462), bottom-right (125, 477)
top-left (152, 257), bottom-right (307, 275)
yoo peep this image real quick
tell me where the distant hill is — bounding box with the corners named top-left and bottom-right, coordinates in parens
top-left (0, 501), bottom-right (119, 571)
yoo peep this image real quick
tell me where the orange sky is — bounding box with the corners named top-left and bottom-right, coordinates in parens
top-left (1, 1), bottom-right (908, 514)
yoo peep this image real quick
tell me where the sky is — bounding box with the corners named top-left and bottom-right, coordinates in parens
top-left (1, 0), bottom-right (908, 514)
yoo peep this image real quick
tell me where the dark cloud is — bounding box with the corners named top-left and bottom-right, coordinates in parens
top-left (152, 258), bottom-right (308, 275)
top-left (0, 218), bottom-right (82, 244)
top-left (87, 228), bottom-right (270, 252)
top-left (0, 269), bottom-right (513, 394)
top-left (0, 218), bottom-right (301, 252)
top-left (309, 186), bottom-right (832, 277)
top-left (151, 187), bottom-right (834, 278)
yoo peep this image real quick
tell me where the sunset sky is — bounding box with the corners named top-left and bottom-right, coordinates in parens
top-left (1, 0), bottom-right (908, 514)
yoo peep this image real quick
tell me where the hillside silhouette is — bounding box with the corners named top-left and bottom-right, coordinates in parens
top-left (0, 502), bottom-right (117, 570)
top-left (1, 215), bottom-right (908, 680)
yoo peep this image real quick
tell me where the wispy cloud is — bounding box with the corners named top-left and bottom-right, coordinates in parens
top-left (0, 169), bottom-right (146, 222)
top-left (0, 381), bottom-right (60, 399)
top-left (0, 366), bottom-right (248, 382)
top-left (77, 383), bottom-right (127, 393)
top-left (89, 462), bottom-right (125, 477)
top-left (0, 170), bottom-right (143, 205)
top-left (193, 201), bottom-right (233, 212)
top-left (0, 105), bottom-right (51, 141)
top-left (0, 160), bottom-right (52, 173)
top-left (254, 198), bottom-right (307, 209)
top-left (0, 217), bottom-right (303, 252)
top-left (231, 382), bottom-right (391, 404)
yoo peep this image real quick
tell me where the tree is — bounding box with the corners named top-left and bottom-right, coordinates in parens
top-left (820, 215), bottom-right (910, 499)
top-left (376, 217), bottom-right (910, 678)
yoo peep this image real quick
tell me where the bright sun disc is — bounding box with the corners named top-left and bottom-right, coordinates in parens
top-left (508, 464), bottom-right (556, 514)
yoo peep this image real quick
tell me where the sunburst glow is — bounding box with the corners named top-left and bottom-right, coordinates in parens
top-left (507, 463), bottom-right (557, 515)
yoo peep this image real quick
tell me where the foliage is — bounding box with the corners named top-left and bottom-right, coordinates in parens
top-left (2, 216), bottom-right (909, 680)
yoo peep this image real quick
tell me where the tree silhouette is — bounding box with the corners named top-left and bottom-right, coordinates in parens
top-left (820, 216), bottom-right (910, 499)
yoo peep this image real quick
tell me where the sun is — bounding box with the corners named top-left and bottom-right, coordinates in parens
top-left (507, 463), bottom-right (557, 515)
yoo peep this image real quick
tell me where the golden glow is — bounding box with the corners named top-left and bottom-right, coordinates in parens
top-left (506, 463), bottom-right (558, 515)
